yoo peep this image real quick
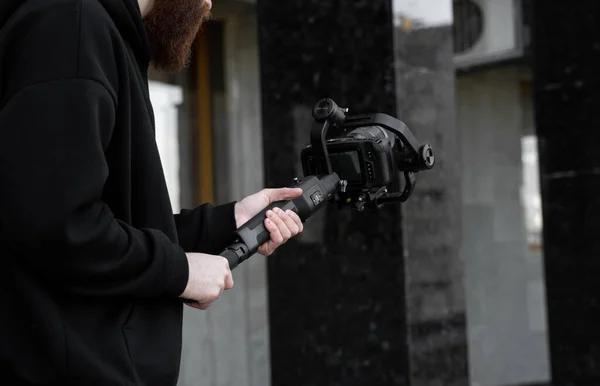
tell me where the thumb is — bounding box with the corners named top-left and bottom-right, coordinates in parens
top-left (263, 187), bottom-right (303, 203)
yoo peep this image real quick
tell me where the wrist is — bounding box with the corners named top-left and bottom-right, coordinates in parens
top-left (180, 253), bottom-right (192, 298)
top-left (234, 202), bottom-right (241, 228)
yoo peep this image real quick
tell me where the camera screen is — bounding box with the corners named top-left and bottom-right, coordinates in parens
top-left (329, 150), bottom-right (362, 183)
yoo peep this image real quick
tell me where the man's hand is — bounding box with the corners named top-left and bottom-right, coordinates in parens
top-left (180, 253), bottom-right (234, 310)
top-left (235, 188), bottom-right (304, 256)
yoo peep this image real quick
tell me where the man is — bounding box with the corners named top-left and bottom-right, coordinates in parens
top-left (0, 0), bottom-right (304, 384)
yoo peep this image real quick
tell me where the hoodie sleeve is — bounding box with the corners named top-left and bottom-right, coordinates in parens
top-left (0, 78), bottom-right (189, 299)
top-left (174, 202), bottom-right (238, 255)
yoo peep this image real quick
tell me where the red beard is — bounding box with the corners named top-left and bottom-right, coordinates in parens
top-left (143, 0), bottom-right (211, 73)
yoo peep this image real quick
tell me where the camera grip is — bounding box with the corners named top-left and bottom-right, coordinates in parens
top-left (229, 200), bottom-right (300, 264)
top-left (221, 173), bottom-right (340, 270)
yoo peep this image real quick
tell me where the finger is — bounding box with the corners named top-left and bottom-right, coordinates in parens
top-left (286, 210), bottom-right (304, 233)
top-left (263, 187), bottom-right (303, 203)
top-left (217, 284), bottom-right (225, 299)
top-left (259, 242), bottom-right (274, 257)
top-left (224, 272), bottom-right (234, 290)
top-left (269, 209), bottom-right (292, 240)
top-left (221, 257), bottom-right (234, 290)
top-left (262, 219), bottom-right (283, 256)
top-left (266, 212), bottom-right (285, 244)
top-left (187, 301), bottom-right (210, 310)
top-left (274, 207), bottom-right (299, 236)
top-left (258, 236), bottom-right (276, 256)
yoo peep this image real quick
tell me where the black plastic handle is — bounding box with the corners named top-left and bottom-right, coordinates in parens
top-left (221, 173), bottom-right (341, 270)
top-left (235, 200), bottom-right (300, 251)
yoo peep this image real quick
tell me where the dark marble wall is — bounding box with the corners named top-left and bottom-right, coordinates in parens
top-left (530, 1), bottom-right (600, 384)
top-left (256, 2), bottom-right (407, 385)
top-left (255, 1), bottom-right (466, 385)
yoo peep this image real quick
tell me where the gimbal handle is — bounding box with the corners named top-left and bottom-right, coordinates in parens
top-left (182, 173), bottom-right (341, 305)
top-left (220, 173), bottom-right (341, 270)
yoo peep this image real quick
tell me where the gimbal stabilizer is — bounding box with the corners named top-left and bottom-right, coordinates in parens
top-left (220, 98), bottom-right (435, 270)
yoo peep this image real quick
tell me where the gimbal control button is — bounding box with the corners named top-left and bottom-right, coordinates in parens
top-left (310, 191), bottom-right (323, 206)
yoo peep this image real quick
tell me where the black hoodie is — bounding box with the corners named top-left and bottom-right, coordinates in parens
top-left (0, 0), bottom-right (236, 384)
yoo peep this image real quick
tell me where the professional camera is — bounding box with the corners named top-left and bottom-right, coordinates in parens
top-left (300, 98), bottom-right (435, 211)
top-left (217, 98), bottom-right (435, 271)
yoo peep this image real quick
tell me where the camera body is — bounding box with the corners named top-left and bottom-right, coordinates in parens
top-left (299, 98), bottom-right (434, 210)
top-left (301, 126), bottom-right (396, 192)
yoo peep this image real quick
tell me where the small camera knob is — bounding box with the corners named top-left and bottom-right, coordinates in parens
top-left (419, 144), bottom-right (435, 169)
top-left (312, 98), bottom-right (347, 125)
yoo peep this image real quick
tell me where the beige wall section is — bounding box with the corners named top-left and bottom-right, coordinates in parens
top-left (457, 65), bottom-right (550, 386)
top-left (178, 2), bottom-right (270, 386)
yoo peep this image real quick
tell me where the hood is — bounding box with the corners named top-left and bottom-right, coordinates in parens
top-left (0, 0), bottom-right (151, 70)
top-left (97, 0), bottom-right (151, 70)
top-left (0, 0), bottom-right (22, 30)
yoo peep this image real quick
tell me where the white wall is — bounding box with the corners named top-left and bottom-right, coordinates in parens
top-left (457, 66), bottom-right (550, 386)
top-left (149, 80), bottom-right (184, 212)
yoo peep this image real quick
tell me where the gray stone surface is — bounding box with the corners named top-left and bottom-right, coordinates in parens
top-left (456, 66), bottom-right (550, 386)
top-left (394, 18), bottom-right (469, 386)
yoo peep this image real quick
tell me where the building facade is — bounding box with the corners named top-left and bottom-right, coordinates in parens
top-left (146, 1), bottom-right (597, 385)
